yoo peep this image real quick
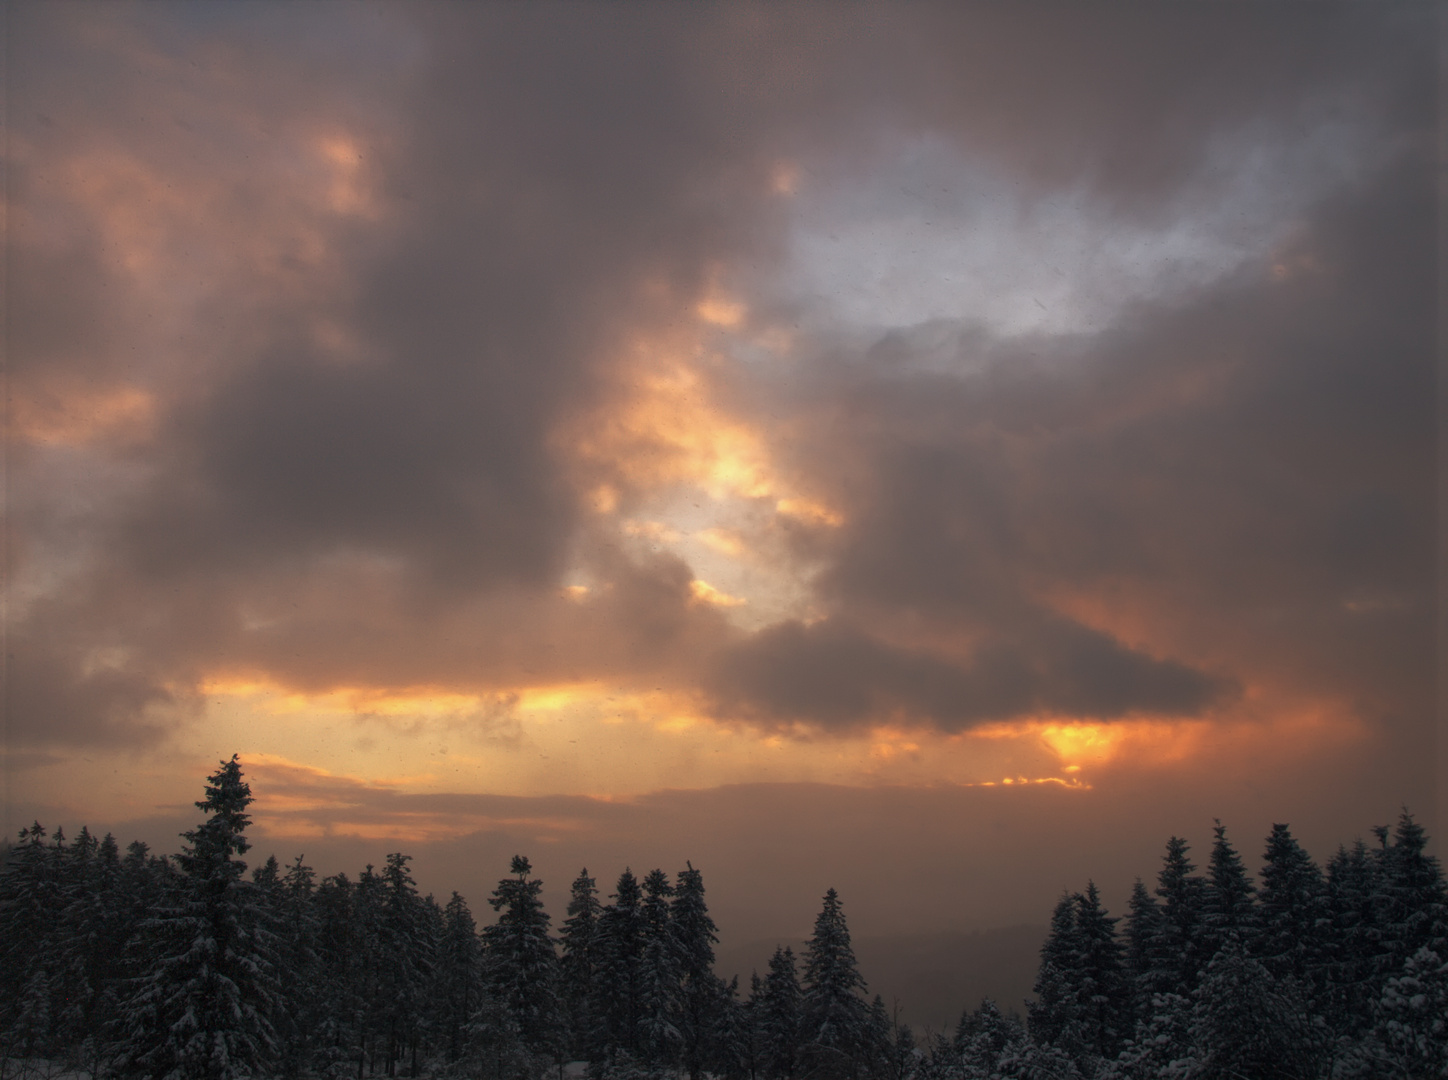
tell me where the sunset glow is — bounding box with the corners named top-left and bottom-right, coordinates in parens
top-left (4, 4), bottom-right (1436, 975)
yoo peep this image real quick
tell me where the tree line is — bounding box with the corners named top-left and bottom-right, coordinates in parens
top-left (1, 756), bottom-right (1445, 1079)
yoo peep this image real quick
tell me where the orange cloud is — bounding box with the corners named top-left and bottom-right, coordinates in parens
top-left (12, 382), bottom-right (156, 447)
top-left (690, 579), bottom-right (747, 607)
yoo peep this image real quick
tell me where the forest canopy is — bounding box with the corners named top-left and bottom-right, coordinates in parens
top-left (1, 757), bottom-right (1445, 1080)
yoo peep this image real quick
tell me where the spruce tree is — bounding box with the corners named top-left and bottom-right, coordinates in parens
top-left (560, 869), bottom-right (602, 1060)
top-left (1153, 836), bottom-right (1207, 992)
top-left (1199, 820), bottom-right (1259, 962)
top-left (1072, 882), bottom-right (1128, 1061)
top-left (1120, 879), bottom-right (1163, 1028)
top-left (430, 891), bottom-right (480, 1065)
top-left (269, 854), bottom-right (321, 1079)
top-left (1372, 811), bottom-right (1448, 981)
top-left (672, 863), bottom-right (725, 1080)
top-left (374, 853), bottom-right (433, 1075)
top-left (592, 868), bottom-right (647, 1065)
top-left (1362, 945), bottom-right (1448, 1078)
top-left (759, 947), bottom-right (803, 1080)
top-left (112, 755), bottom-right (281, 1080)
top-left (1028, 892), bottom-right (1082, 1048)
top-left (0, 822), bottom-right (67, 1057)
top-left (1257, 823), bottom-right (1329, 997)
top-left (1326, 840), bottom-right (1380, 1035)
top-left (637, 869), bottom-right (683, 1070)
top-left (714, 975), bottom-right (759, 1080)
top-left (483, 855), bottom-right (561, 1067)
top-left (800, 888), bottom-right (870, 1080)
top-left (1185, 941), bottom-right (1321, 1080)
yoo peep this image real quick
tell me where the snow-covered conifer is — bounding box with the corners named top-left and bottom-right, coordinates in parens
top-left (561, 869), bottom-right (602, 1059)
top-left (483, 855), bottom-right (561, 1064)
top-left (111, 755), bottom-right (281, 1080)
top-left (672, 863), bottom-right (725, 1079)
top-left (800, 888), bottom-right (871, 1080)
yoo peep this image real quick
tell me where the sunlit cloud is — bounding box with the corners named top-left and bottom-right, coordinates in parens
top-left (11, 383), bottom-right (156, 447)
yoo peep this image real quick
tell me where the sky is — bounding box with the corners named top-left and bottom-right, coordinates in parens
top-left (3, 1), bottom-right (1443, 1018)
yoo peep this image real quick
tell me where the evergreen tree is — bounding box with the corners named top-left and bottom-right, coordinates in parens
top-left (1325, 840), bottom-right (1380, 1035)
top-left (270, 854), bottom-right (320, 1079)
top-left (672, 863), bottom-right (725, 1080)
top-left (1099, 992), bottom-right (1191, 1080)
top-left (592, 868), bottom-right (647, 1066)
top-left (1372, 811), bottom-right (1448, 980)
top-left (1027, 892), bottom-right (1081, 1048)
top-left (436, 891), bottom-right (484, 1065)
top-left (0, 822), bottom-right (67, 1057)
top-left (311, 870), bottom-right (366, 1077)
top-left (1256, 823), bottom-right (1329, 1000)
top-left (799, 888), bottom-right (871, 1080)
top-left (636, 869), bottom-right (683, 1070)
top-left (1120, 879), bottom-right (1163, 1029)
top-left (483, 855), bottom-right (561, 1068)
top-left (560, 869), bottom-right (602, 1060)
top-left (1183, 941), bottom-right (1321, 1080)
top-left (714, 975), bottom-right (759, 1080)
top-left (112, 755), bottom-right (281, 1080)
top-left (954, 998), bottom-right (1022, 1078)
top-left (758, 947), bottom-right (803, 1080)
top-left (375, 853), bottom-right (434, 1076)
top-left (1072, 882), bottom-right (1128, 1061)
top-left (1357, 945), bottom-right (1448, 1079)
top-left (1199, 821), bottom-right (1259, 962)
top-left (1153, 836), bottom-right (1207, 993)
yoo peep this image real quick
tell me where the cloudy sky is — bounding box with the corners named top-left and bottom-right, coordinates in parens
top-left (4, 1), bottom-right (1441, 996)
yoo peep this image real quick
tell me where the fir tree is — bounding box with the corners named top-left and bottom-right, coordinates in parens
top-left (1325, 840), bottom-right (1380, 1035)
top-left (1072, 881), bottom-right (1128, 1061)
top-left (1372, 811), bottom-right (1448, 980)
top-left (592, 868), bottom-right (647, 1066)
top-left (1028, 892), bottom-right (1081, 1048)
top-left (1199, 821), bottom-right (1259, 962)
top-left (1359, 945), bottom-right (1448, 1078)
top-left (1120, 879), bottom-right (1163, 1029)
top-left (759, 947), bottom-right (803, 1080)
top-left (0, 822), bottom-right (67, 1056)
top-left (1184, 941), bottom-right (1321, 1080)
top-left (672, 863), bottom-right (725, 1080)
top-left (800, 888), bottom-right (870, 1080)
top-left (436, 891), bottom-right (483, 1065)
top-left (953, 999), bottom-right (1024, 1080)
top-left (1153, 836), bottom-right (1207, 993)
top-left (714, 975), bottom-right (759, 1080)
top-left (636, 869), bottom-right (683, 1070)
top-left (483, 855), bottom-right (561, 1068)
top-left (560, 869), bottom-right (602, 1060)
top-left (375, 853), bottom-right (434, 1076)
top-left (112, 755), bottom-right (281, 1080)
top-left (270, 855), bottom-right (321, 1079)
top-left (1256, 823), bottom-right (1329, 996)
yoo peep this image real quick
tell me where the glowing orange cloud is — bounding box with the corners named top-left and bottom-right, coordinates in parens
top-left (12, 382), bottom-right (156, 447)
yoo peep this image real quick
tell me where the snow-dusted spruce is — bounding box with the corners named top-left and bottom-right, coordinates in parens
top-left (483, 855), bottom-right (562, 1070)
top-left (799, 888), bottom-right (875, 1080)
top-left (111, 755), bottom-right (281, 1080)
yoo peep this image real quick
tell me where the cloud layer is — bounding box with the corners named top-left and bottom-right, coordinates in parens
top-left (4, 5), bottom-right (1437, 851)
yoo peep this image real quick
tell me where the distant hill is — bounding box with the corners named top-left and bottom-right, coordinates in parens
top-left (715, 924), bottom-right (1046, 1035)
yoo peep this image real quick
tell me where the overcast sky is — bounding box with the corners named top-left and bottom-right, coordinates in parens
top-left (4, 2), bottom-right (1441, 987)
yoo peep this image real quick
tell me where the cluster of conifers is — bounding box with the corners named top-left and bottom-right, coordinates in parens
top-left (1, 757), bottom-right (1445, 1080)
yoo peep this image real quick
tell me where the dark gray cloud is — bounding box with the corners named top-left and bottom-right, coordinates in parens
top-left (706, 616), bottom-right (1230, 731)
top-left (3, 1), bottom-right (1434, 786)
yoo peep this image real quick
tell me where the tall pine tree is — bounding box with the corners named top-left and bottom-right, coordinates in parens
top-left (112, 756), bottom-right (281, 1080)
top-left (800, 889), bottom-right (870, 1080)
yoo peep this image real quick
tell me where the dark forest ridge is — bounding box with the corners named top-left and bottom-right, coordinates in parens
top-left (2, 757), bottom-right (1445, 1079)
